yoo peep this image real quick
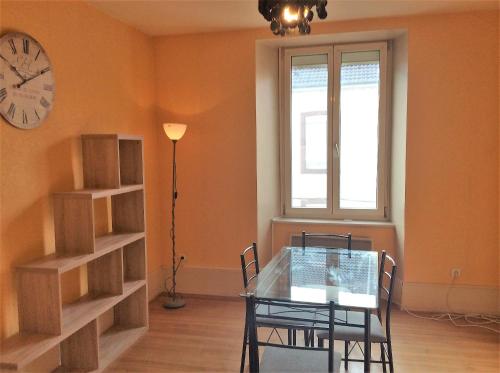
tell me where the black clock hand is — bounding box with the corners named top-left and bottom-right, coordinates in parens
top-left (16, 66), bottom-right (50, 88)
top-left (0, 53), bottom-right (26, 83)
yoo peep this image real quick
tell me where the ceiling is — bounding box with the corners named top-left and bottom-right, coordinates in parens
top-left (88, 0), bottom-right (499, 36)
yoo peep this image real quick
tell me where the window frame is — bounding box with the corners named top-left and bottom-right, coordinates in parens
top-left (280, 42), bottom-right (391, 221)
top-left (281, 45), bottom-right (334, 218)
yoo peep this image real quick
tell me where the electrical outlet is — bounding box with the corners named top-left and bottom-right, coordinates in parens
top-left (451, 268), bottom-right (461, 278)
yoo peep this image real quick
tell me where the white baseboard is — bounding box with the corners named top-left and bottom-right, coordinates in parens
top-left (162, 266), bottom-right (500, 315)
top-left (176, 266), bottom-right (242, 297)
top-left (402, 282), bottom-right (500, 315)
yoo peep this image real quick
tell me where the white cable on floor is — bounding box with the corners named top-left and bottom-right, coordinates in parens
top-left (400, 277), bottom-right (500, 334)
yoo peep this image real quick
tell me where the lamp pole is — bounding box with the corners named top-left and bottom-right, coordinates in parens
top-left (163, 123), bottom-right (187, 309)
top-left (170, 140), bottom-right (179, 298)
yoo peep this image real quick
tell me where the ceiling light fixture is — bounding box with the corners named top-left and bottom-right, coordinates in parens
top-left (258, 0), bottom-right (328, 36)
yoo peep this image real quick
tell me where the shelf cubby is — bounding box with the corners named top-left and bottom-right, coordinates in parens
top-left (98, 285), bottom-right (148, 371)
top-left (59, 320), bottom-right (99, 371)
top-left (1, 134), bottom-right (148, 371)
top-left (82, 134), bottom-right (120, 189)
top-left (99, 325), bottom-right (147, 371)
top-left (53, 185), bottom-right (144, 256)
top-left (111, 190), bottom-right (145, 233)
top-left (119, 138), bottom-right (144, 186)
top-left (88, 248), bottom-right (123, 297)
top-left (114, 284), bottom-right (148, 328)
top-left (123, 238), bottom-right (146, 282)
top-left (53, 194), bottom-right (95, 255)
top-left (17, 270), bottom-right (61, 335)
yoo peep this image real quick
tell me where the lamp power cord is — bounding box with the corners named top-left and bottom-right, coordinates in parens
top-left (400, 276), bottom-right (500, 334)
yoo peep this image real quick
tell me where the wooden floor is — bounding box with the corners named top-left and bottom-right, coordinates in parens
top-left (107, 296), bottom-right (499, 373)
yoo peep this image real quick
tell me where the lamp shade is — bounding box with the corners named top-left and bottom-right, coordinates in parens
top-left (163, 123), bottom-right (187, 141)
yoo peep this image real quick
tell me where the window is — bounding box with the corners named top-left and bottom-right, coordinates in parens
top-left (281, 42), bottom-right (390, 220)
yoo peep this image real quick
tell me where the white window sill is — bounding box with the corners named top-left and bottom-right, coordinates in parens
top-left (272, 216), bottom-right (395, 228)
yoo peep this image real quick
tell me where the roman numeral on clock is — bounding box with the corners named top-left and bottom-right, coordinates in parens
top-left (22, 110), bottom-right (27, 124)
top-left (23, 38), bottom-right (29, 54)
top-left (8, 39), bottom-right (16, 54)
top-left (40, 97), bottom-right (49, 108)
top-left (0, 88), bottom-right (6, 103)
top-left (7, 103), bottom-right (15, 118)
top-left (34, 109), bottom-right (40, 120)
top-left (35, 49), bottom-right (41, 61)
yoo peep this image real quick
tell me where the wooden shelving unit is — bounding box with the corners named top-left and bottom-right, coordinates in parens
top-left (0, 134), bottom-right (148, 372)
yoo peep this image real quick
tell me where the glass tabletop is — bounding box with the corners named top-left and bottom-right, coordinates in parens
top-left (245, 247), bottom-right (379, 309)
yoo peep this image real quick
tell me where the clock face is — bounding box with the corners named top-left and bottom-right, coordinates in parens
top-left (0, 32), bottom-right (55, 129)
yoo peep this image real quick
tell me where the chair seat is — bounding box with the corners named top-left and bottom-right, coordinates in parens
top-left (317, 311), bottom-right (386, 343)
top-left (261, 346), bottom-right (341, 372)
top-left (256, 304), bottom-right (318, 328)
top-left (314, 310), bottom-right (350, 323)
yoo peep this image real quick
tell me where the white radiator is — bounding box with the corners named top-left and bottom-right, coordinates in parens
top-left (290, 234), bottom-right (373, 250)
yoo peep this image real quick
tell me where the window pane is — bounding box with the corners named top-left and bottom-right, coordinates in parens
top-left (303, 112), bottom-right (327, 172)
top-left (339, 51), bottom-right (380, 210)
top-left (291, 54), bottom-right (328, 209)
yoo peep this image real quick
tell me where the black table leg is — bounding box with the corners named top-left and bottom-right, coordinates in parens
top-left (364, 309), bottom-right (371, 372)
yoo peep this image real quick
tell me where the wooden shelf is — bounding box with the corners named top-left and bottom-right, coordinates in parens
top-left (0, 333), bottom-right (61, 370)
top-left (17, 232), bottom-right (145, 274)
top-left (2, 134), bottom-right (148, 371)
top-left (53, 184), bottom-right (143, 200)
top-left (0, 282), bottom-right (146, 370)
top-left (97, 325), bottom-right (147, 372)
top-left (82, 134), bottom-right (143, 141)
top-left (62, 281), bottom-right (145, 336)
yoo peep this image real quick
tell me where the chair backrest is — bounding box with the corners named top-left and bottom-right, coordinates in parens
top-left (245, 295), bottom-right (337, 373)
top-left (240, 242), bottom-right (260, 288)
top-left (301, 231), bottom-right (352, 254)
top-left (377, 251), bottom-right (397, 338)
top-left (290, 234), bottom-right (372, 250)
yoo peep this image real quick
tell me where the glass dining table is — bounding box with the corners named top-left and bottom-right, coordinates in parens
top-left (243, 246), bottom-right (379, 372)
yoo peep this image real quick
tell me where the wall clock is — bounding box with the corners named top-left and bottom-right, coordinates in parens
top-left (0, 32), bottom-right (55, 129)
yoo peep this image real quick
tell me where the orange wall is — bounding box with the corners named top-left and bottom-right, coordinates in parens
top-left (154, 10), bottom-right (499, 288)
top-left (402, 11), bottom-right (498, 286)
top-left (0, 1), bottom-right (163, 339)
top-left (155, 32), bottom-right (259, 269)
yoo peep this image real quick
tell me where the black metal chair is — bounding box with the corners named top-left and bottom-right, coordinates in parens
top-left (246, 295), bottom-right (341, 373)
top-left (317, 251), bottom-right (397, 373)
top-left (299, 231), bottom-right (353, 344)
top-left (240, 243), bottom-right (318, 373)
top-left (301, 231), bottom-right (352, 255)
top-left (240, 243), bottom-right (260, 289)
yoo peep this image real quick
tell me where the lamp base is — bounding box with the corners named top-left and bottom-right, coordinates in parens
top-left (163, 296), bottom-right (186, 309)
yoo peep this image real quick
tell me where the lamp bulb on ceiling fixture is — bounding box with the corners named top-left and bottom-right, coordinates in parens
top-left (282, 6), bottom-right (299, 24)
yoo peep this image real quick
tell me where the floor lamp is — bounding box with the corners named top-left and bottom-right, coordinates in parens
top-left (163, 123), bottom-right (187, 309)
